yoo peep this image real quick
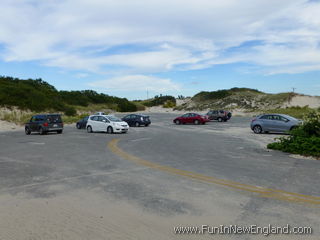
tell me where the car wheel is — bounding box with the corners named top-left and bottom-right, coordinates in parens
top-left (76, 123), bottom-right (81, 129)
top-left (25, 127), bottom-right (31, 135)
top-left (145, 124), bottom-right (149, 127)
top-left (253, 125), bottom-right (262, 134)
top-left (87, 126), bottom-right (93, 133)
top-left (217, 117), bottom-right (222, 122)
top-left (39, 127), bottom-right (44, 135)
top-left (57, 130), bottom-right (63, 134)
top-left (290, 126), bottom-right (297, 131)
top-left (135, 122), bottom-right (140, 127)
top-left (194, 120), bottom-right (200, 125)
top-left (107, 126), bottom-right (113, 134)
top-left (175, 120), bottom-right (180, 125)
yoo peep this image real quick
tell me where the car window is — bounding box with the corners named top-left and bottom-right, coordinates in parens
top-left (182, 114), bottom-right (189, 117)
top-left (107, 116), bottom-right (122, 122)
top-left (35, 116), bottom-right (44, 121)
top-left (30, 116), bottom-right (37, 122)
top-left (47, 115), bottom-right (62, 123)
top-left (219, 110), bottom-right (224, 114)
top-left (260, 115), bottom-right (269, 119)
top-left (280, 116), bottom-right (289, 122)
top-left (213, 111), bottom-right (218, 114)
top-left (272, 115), bottom-right (281, 121)
top-left (91, 116), bottom-right (99, 121)
top-left (83, 117), bottom-right (88, 121)
top-left (98, 116), bottom-right (105, 121)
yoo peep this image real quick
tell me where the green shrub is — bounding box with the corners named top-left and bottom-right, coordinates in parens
top-left (64, 106), bottom-right (77, 116)
top-left (267, 111), bottom-right (320, 158)
top-left (142, 95), bottom-right (176, 107)
top-left (163, 100), bottom-right (176, 108)
top-left (0, 76), bottom-right (140, 114)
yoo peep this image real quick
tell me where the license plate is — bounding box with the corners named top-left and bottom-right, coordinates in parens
top-left (53, 124), bottom-right (58, 127)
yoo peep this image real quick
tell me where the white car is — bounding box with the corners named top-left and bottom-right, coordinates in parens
top-left (86, 115), bottom-right (129, 133)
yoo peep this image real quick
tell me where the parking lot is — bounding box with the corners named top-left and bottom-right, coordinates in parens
top-left (0, 113), bottom-right (319, 239)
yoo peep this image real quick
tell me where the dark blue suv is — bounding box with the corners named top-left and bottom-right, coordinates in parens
top-left (25, 114), bottom-right (63, 135)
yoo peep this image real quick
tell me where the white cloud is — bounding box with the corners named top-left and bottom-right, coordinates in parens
top-left (89, 75), bottom-right (180, 92)
top-left (0, 0), bottom-right (320, 75)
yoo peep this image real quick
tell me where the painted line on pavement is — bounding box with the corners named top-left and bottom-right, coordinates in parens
top-left (108, 138), bottom-right (320, 205)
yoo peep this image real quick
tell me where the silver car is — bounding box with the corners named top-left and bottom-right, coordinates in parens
top-left (250, 114), bottom-right (301, 134)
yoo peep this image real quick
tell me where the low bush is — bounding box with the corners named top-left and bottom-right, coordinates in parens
top-left (163, 100), bottom-right (176, 108)
top-left (64, 106), bottom-right (77, 116)
top-left (142, 95), bottom-right (176, 107)
top-left (267, 111), bottom-right (320, 158)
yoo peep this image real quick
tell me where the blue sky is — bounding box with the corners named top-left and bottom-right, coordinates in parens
top-left (0, 0), bottom-right (320, 100)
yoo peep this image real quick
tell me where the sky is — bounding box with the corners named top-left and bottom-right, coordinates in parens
top-left (0, 0), bottom-right (320, 100)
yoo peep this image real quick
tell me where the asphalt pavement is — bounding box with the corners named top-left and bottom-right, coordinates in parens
top-left (0, 113), bottom-right (319, 239)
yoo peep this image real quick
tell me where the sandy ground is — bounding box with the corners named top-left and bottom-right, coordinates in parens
top-left (285, 95), bottom-right (320, 108)
top-left (0, 191), bottom-right (200, 240)
top-left (0, 120), bottom-right (23, 132)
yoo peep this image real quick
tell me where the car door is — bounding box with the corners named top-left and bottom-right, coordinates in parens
top-left (128, 115), bottom-right (135, 125)
top-left (29, 116), bottom-right (37, 131)
top-left (272, 115), bottom-right (289, 132)
top-left (212, 110), bottom-right (218, 120)
top-left (187, 113), bottom-right (196, 123)
top-left (259, 115), bottom-right (273, 131)
top-left (100, 116), bottom-right (111, 132)
top-left (35, 115), bottom-right (45, 131)
top-left (90, 116), bottom-right (100, 131)
top-left (180, 113), bottom-right (189, 123)
top-left (97, 116), bottom-right (107, 131)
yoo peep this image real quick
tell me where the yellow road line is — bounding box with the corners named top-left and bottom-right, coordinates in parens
top-left (108, 139), bottom-right (320, 205)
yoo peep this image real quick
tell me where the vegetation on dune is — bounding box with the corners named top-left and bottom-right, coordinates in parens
top-left (177, 87), bottom-right (306, 111)
top-left (267, 110), bottom-right (320, 158)
top-left (192, 88), bottom-right (261, 102)
top-left (258, 106), bottom-right (313, 119)
top-left (140, 95), bottom-right (176, 107)
top-left (0, 76), bottom-right (137, 117)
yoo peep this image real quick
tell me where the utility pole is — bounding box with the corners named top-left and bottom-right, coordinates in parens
top-left (288, 87), bottom-right (296, 104)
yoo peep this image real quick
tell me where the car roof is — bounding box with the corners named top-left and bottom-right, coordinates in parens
top-left (132, 114), bottom-right (149, 116)
top-left (260, 113), bottom-right (297, 120)
top-left (34, 114), bottom-right (60, 117)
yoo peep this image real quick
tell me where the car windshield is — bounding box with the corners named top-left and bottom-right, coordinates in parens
top-left (107, 116), bottom-right (122, 122)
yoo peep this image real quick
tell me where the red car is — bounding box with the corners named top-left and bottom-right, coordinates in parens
top-left (173, 113), bottom-right (209, 125)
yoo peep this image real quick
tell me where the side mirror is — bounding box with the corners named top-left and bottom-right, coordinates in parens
top-left (102, 119), bottom-right (106, 122)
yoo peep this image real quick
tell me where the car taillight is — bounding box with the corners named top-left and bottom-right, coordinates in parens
top-left (251, 118), bottom-right (256, 122)
top-left (43, 122), bottom-right (48, 127)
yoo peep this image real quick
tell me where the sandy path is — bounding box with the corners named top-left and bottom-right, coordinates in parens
top-left (0, 120), bottom-right (23, 132)
top-left (0, 190), bottom-right (227, 240)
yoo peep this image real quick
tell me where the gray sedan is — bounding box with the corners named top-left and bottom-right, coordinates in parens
top-left (250, 114), bottom-right (301, 134)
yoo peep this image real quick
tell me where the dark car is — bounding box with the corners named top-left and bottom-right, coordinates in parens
top-left (173, 113), bottom-right (209, 125)
top-left (121, 114), bottom-right (151, 127)
top-left (206, 110), bottom-right (232, 122)
top-left (76, 116), bottom-right (89, 129)
top-left (25, 114), bottom-right (63, 135)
